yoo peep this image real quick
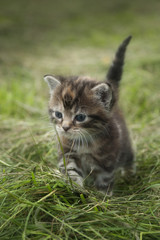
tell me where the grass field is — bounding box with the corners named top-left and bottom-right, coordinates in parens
top-left (0, 0), bottom-right (160, 239)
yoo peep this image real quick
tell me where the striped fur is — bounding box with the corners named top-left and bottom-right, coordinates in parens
top-left (44, 36), bottom-right (135, 195)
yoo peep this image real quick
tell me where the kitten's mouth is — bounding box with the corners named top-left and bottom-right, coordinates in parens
top-left (55, 125), bottom-right (94, 144)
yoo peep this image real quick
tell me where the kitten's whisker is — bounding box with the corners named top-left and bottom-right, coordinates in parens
top-left (80, 131), bottom-right (85, 149)
top-left (94, 123), bottom-right (110, 137)
top-left (79, 135), bottom-right (81, 150)
top-left (78, 131), bottom-right (84, 150)
top-left (80, 130), bottom-right (88, 148)
top-left (76, 133), bottom-right (80, 151)
top-left (82, 128), bottom-right (94, 144)
top-left (76, 130), bottom-right (85, 149)
top-left (79, 133), bottom-right (82, 149)
top-left (100, 124), bottom-right (110, 137)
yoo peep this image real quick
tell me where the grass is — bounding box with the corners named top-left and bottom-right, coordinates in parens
top-left (0, 0), bottom-right (160, 239)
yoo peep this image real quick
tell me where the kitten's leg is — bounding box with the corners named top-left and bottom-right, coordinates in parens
top-left (58, 158), bottom-right (83, 187)
top-left (121, 151), bottom-right (136, 177)
top-left (94, 170), bottom-right (115, 196)
top-left (121, 163), bottom-right (136, 177)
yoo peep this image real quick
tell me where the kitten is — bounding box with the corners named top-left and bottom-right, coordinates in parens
top-left (44, 36), bottom-right (135, 195)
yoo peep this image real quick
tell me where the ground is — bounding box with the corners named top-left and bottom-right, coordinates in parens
top-left (0, 0), bottom-right (160, 239)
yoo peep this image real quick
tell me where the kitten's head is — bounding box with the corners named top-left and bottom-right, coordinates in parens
top-left (44, 75), bottom-right (112, 140)
top-left (44, 36), bottom-right (131, 141)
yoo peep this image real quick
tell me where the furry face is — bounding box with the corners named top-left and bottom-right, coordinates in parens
top-left (46, 76), bottom-right (112, 143)
top-left (44, 36), bottom-right (135, 195)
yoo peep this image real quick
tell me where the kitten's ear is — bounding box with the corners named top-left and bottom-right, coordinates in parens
top-left (44, 75), bottom-right (61, 93)
top-left (92, 83), bottom-right (112, 110)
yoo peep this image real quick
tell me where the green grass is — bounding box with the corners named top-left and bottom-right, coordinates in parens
top-left (0, 0), bottom-right (160, 239)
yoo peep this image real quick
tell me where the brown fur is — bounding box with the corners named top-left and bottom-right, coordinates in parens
top-left (44, 36), bottom-right (135, 195)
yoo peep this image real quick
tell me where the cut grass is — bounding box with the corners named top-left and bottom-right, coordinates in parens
top-left (0, 0), bottom-right (160, 239)
top-left (0, 151), bottom-right (160, 239)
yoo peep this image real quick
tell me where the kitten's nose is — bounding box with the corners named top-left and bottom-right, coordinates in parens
top-left (62, 126), bottom-right (70, 132)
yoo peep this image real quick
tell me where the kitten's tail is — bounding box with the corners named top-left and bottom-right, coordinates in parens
top-left (106, 36), bottom-right (132, 86)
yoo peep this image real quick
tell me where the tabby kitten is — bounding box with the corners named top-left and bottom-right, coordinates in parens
top-left (44, 36), bottom-right (135, 195)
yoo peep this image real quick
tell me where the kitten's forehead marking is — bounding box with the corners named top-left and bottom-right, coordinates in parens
top-left (62, 86), bottom-right (77, 109)
top-left (62, 86), bottom-right (76, 100)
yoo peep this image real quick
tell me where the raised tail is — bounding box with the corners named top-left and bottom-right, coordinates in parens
top-left (106, 36), bottom-right (132, 86)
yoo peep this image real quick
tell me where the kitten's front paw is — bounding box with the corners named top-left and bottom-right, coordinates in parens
top-left (59, 159), bottom-right (84, 187)
top-left (68, 173), bottom-right (84, 187)
top-left (121, 163), bottom-right (136, 177)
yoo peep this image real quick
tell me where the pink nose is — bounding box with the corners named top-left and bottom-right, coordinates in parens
top-left (62, 126), bottom-right (70, 132)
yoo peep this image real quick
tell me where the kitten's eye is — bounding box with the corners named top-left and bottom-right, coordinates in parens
top-left (55, 111), bottom-right (63, 119)
top-left (75, 114), bottom-right (86, 122)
